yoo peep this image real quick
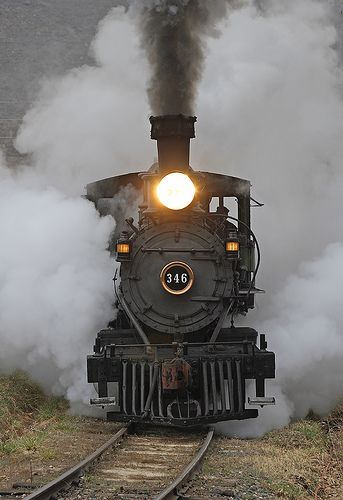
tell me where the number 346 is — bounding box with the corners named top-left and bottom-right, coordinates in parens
top-left (166, 273), bottom-right (188, 284)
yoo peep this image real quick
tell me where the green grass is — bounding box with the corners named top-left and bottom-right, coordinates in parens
top-left (37, 396), bottom-right (68, 420)
top-left (40, 447), bottom-right (58, 461)
top-left (0, 432), bottom-right (45, 455)
top-left (53, 416), bottom-right (79, 432)
top-left (268, 480), bottom-right (305, 499)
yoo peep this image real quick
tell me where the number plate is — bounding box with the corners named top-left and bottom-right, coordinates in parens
top-left (160, 261), bottom-right (194, 295)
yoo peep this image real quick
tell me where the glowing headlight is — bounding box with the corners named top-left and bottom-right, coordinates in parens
top-left (156, 173), bottom-right (195, 210)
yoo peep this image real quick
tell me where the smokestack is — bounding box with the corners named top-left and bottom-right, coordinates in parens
top-left (150, 115), bottom-right (197, 174)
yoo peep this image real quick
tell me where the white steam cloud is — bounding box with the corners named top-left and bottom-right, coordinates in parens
top-left (1, 0), bottom-right (343, 429)
top-left (0, 159), bottom-right (114, 404)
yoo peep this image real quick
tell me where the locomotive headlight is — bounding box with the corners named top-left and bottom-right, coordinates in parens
top-left (156, 172), bottom-right (195, 210)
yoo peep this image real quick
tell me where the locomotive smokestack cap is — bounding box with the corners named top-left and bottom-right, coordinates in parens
top-left (150, 114), bottom-right (197, 174)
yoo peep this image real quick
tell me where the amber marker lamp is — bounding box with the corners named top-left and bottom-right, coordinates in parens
top-left (225, 237), bottom-right (240, 259)
top-left (116, 237), bottom-right (131, 262)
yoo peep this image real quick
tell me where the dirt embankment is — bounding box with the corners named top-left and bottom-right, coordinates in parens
top-left (0, 371), bottom-right (119, 492)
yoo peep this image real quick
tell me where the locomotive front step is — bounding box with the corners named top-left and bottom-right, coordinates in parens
top-left (248, 397), bottom-right (276, 406)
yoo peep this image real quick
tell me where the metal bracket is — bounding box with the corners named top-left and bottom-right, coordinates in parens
top-left (250, 197), bottom-right (264, 208)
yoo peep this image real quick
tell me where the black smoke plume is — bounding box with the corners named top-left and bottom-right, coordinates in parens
top-left (131, 0), bottom-right (242, 115)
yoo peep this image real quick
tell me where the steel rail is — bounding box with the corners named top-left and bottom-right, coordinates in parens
top-left (24, 424), bottom-right (130, 500)
top-left (154, 427), bottom-right (214, 500)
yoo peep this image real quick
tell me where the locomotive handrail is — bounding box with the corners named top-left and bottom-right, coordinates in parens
top-left (106, 340), bottom-right (257, 352)
top-left (217, 214), bottom-right (261, 297)
top-left (226, 215), bottom-right (261, 299)
top-left (141, 247), bottom-right (214, 253)
top-left (107, 340), bottom-right (256, 347)
top-left (205, 213), bottom-right (261, 299)
top-left (120, 294), bottom-right (150, 345)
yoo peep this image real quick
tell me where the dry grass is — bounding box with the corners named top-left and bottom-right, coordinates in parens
top-left (256, 421), bottom-right (329, 498)
top-left (200, 406), bottom-right (343, 499)
top-left (314, 404), bottom-right (343, 499)
top-left (0, 371), bottom-right (68, 455)
top-left (255, 407), bottom-right (343, 498)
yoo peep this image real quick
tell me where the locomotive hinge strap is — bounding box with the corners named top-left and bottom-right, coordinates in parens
top-left (190, 256), bottom-right (218, 261)
top-left (238, 287), bottom-right (265, 294)
top-left (191, 296), bottom-right (221, 302)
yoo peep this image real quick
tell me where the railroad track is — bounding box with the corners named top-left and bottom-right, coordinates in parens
top-left (2, 425), bottom-right (214, 500)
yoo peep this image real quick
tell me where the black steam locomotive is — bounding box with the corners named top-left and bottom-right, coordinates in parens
top-left (87, 115), bottom-right (275, 427)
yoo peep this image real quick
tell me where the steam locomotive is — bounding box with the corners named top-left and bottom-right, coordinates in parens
top-left (87, 115), bottom-right (275, 427)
